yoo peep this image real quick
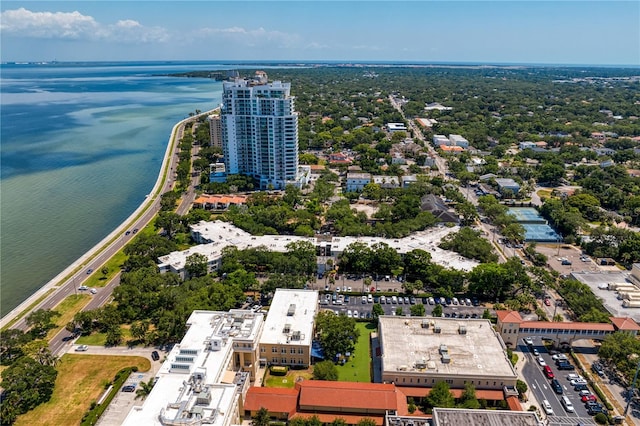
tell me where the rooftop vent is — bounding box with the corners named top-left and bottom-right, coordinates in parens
top-left (441, 353), bottom-right (451, 364)
top-left (283, 324), bottom-right (291, 334)
top-left (458, 325), bottom-right (467, 335)
top-left (439, 344), bottom-right (448, 355)
top-left (421, 320), bottom-right (429, 329)
top-left (291, 331), bottom-right (301, 341)
top-left (434, 325), bottom-right (441, 334)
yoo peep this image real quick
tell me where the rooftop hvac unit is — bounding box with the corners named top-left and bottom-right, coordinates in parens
top-left (283, 324), bottom-right (291, 333)
top-left (421, 320), bottom-right (429, 329)
top-left (291, 330), bottom-right (301, 341)
top-left (434, 326), bottom-right (441, 334)
top-left (441, 353), bottom-right (451, 364)
top-left (458, 326), bottom-right (467, 335)
top-left (439, 344), bottom-right (448, 354)
top-left (287, 304), bottom-right (296, 316)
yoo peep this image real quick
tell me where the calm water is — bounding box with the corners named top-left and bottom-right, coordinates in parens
top-left (0, 62), bottom-right (230, 315)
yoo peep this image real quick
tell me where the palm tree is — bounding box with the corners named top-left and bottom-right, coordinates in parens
top-left (135, 378), bottom-right (156, 400)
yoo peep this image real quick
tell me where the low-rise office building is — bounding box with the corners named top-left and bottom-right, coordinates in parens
top-left (122, 310), bottom-right (263, 426)
top-left (378, 316), bottom-right (517, 390)
top-left (259, 289), bottom-right (319, 368)
top-left (494, 178), bottom-right (520, 195)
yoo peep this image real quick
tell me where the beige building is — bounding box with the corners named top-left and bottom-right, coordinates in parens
top-left (378, 316), bottom-right (517, 390)
top-left (259, 289), bottom-right (319, 367)
top-left (208, 114), bottom-right (222, 148)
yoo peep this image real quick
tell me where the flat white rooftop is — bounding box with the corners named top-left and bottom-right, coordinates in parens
top-left (260, 289), bottom-right (318, 347)
top-left (162, 221), bottom-right (479, 274)
top-left (122, 310), bottom-right (262, 426)
top-left (379, 316), bottom-right (516, 380)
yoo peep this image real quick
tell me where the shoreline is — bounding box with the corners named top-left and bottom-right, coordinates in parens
top-left (0, 109), bottom-right (215, 328)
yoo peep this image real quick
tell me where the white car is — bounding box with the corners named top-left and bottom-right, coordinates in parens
top-left (566, 374), bottom-right (583, 381)
top-left (90, 288), bottom-right (97, 294)
top-left (542, 399), bottom-right (554, 415)
top-left (570, 378), bottom-right (588, 386)
top-left (353, 310), bottom-right (358, 319)
top-left (78, 285), bottom-right (88, 291)
top-left (552, 354), bottom-right (567, 361)
top-left (75, 345), bottom-right (88, 352)
top-left (524, 337), bottom-right (534, 346)
top-left (347, 310), bottom-right (352, 318)
top-left (537, 356), bottom-right (546, 366)
top-left (579, 390), bottom-right (592, 397)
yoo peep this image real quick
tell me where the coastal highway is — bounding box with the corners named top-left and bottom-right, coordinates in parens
top-left (1, 110), bottom-right (214, 338)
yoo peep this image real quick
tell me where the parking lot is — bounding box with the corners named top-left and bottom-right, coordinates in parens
top-left (520, 337), bottom-right (602, 425)
top-left (96, 369), bottom-right (157, 426)
top-left (319, 292), bottom-right (487, 319)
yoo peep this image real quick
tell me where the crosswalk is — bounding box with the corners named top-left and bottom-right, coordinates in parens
top-left (548, 415), bottom-right (596, 425)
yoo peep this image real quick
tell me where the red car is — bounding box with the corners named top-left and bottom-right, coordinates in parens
top-left (581, 394), bottom-right (597, 403)
top-left (544, 299), bottom-right (551, 306)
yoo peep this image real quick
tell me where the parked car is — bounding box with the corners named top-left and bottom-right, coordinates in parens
top-left (544, 366), bottom-right (555, 379)
top-left (122, 385), bottom-right (136, 392)
top-left (151, 350), bottom-right (160, 361)
top-left (574, 384), bottom-right (588, 392)
top-left (582, 394), bottom-right (597, 403)
top-left (78, 285), bottom-right (88, 291)
top-left (524, 337), bottom-right (534, 346)
top-left (570, 378), bottom-right (588, 386)
top-left (75, 345), bottom-right (88, 352)
top-left (551, 378), bottom-right (563, 394)
top-left (537, 356), bottom-right (546, 366)
top-left (542, 399), bottom-right (554, 415)
top-left (90, 288), bottom-right (97, 294)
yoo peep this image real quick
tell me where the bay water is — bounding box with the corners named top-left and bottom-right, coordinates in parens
top-left (0, 61), bottom-right (231, 315)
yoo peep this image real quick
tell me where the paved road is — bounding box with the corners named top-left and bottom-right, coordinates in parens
top-left (520, 339), bottom-right (599, 425)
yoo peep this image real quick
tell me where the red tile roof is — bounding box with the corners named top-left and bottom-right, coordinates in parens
top-left (297, 381), bottom-right (399, 411)
top-left (520, 321), bottom-right (614, 331)
top-left (496, 310), bottom-right (523, 323)
top-left (244, 387), bottom-right (298, 416)
top-left (610, 317), bottom-right (640, 331)
top-left (506, 395), bottom-right (523, 411)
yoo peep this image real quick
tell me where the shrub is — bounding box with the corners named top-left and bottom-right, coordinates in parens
top-left (270, 366), bottom-right (288, 376)
top-left (594, 412), bottom-right (608, 424)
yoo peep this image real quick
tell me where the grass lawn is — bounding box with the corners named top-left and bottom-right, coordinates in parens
top-left (537, 189), bottom-right (553, 199)
top-left (15, 354), bottom-right (150, 426)
top-left (264, 368), bottom-right (313, 388)
top-left (336, 322), bottom-right (375, 382)
top-left (76, 326), bottom-right (133, 346)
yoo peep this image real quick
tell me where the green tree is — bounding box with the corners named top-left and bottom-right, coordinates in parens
top-left (432, 304), bottom-right (443, 317)
top-left (425, 381), bottom-right (455, 410)
top-left (395, 307), bottom-right (404, 316)
top-left (410, 304), bottom-right (426, 317)
top-left (371, 303), bottom-right (385, 320)
top-left (135, 377), bottom-right (156, 400)
top-left (0, 329), bottom-right (30, 366)
top-left (459, 382), bottom-right (480, 409)
top-left (1, 356), bottom-right (58, 420)
top-left (312, 360), bottom-right (339, 381)
top-left (516, 379), bottom-right (528, 398)
top-left (105, 326), bottom-right (123, 347)
top-left (25, 309), bottom-right (60, 338)
top-left (185, 253), bottom-right (208, 278)
top-left (356, 419), bottom-right (377, 426)
top-left (315, 311), bottom-right (360, 361)
top-left (251, 407), bottom-right (270, 426)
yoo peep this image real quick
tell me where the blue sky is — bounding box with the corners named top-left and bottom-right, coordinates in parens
top-left (1, 1), bottom-right (638, 65)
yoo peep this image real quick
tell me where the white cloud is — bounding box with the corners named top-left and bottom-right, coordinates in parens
top-left (193, 26), bottom-right (300, 48)
top-left (0, 8), bottom-right (168, 43)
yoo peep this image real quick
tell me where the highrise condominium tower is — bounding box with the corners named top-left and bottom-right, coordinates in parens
top-left (221, 72), bottom-right (299, 189)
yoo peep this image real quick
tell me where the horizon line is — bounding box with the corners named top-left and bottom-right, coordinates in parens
top-left (3, 59), bottom-right (639, 68)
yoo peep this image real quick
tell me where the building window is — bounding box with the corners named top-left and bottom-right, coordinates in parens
top-left (260, 348), bottom-right (265, 353)
top-left (446, 380), bottom-right (453, 384)
top-left (290, 348), bottom-right (296, 354)
top-left (281, 348), bottom-right (287, 354)
top-left (272, 347), bottom-right (277, 353)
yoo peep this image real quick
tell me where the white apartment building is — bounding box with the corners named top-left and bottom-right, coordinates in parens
top-left (221, 74), bottom-right (300, 189)
top-left (433, 134), bottom-right (450, 146)
top-left (448, 134), bottom-right (469, 148)
top-left (122, 310), bottom-right (263, 426)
